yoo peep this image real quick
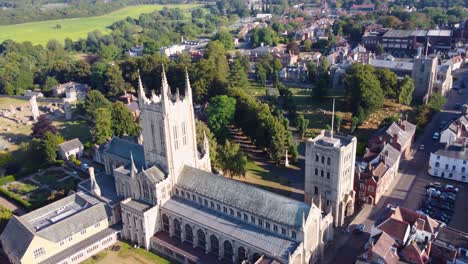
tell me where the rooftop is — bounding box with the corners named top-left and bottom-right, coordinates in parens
top-left (122, 199), bottom-right (153, 212)
top-left (104, 137), bottom-right (145, 169)
top-left (309, 130), bottom-right (355, 149)
top-left (435, 226), bottom-right (468, 249)
top-left (427, 30), bottom-right (452, 37)
top-left (58, 138), bottom-right (83, 153)
top-left (176, 166), bottom-right (310, 228)
top-left (369, 59), bottom-right (414, 71)
top-left (383, 30), bottom-right (428, 38)
top-left (434, 145), bottom-right (468, 160)
top-left (78, 174), bottom-right (120, 204)
top-left (162, 197), bottom-right (297, 261)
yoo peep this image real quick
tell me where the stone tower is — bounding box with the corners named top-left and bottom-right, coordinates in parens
top-left (138, 68), bottom-right (200, 181)
top-left (411, 56), bottom-right (437, 104)
top-left (304, 130), bottom-right (356, 227)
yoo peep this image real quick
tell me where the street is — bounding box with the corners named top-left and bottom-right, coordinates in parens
top-left (325, 67), bottom-right (468, 263)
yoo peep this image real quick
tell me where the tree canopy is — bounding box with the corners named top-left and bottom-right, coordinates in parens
top-left (206, 95), bottom-right (236, 142)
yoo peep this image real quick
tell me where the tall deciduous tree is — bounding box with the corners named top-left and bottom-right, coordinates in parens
top-left (228, 58), bottom-right (249, 89)
top-left (42, 131), bottom-right (64, 163)
top-left (91, 107), bottom-right (112, 144)
top-left (218, 140), bottom-right (247, 178)
top-left (206, 95), bottom-right (236, 142)
top-left (398, 76), bottom-right (415, 105)
top-left (212, 29), bottom-right (234, 50)
top-left (111, 101), bottom-right (140, 137)
top-left (105, 64), bottom-right (130, 96)
top-left (345, 64), bottom-right (384, 121)
top-left (376, 68), bottom-right (398, 99)
top-left (83, 90), bottom-right (111, 119)
top-left (296, 114), bottom-right (309, 140)
top-left (31, 115), bottom-right (58, 139)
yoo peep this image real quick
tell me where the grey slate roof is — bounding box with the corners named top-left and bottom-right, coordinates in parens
top-left (0, 191), bottom-right (112, 258)
top-left (369, 59), bottom-right (414, 71)
top-left (176, 166), bottom-right (310, 228)
top-left (383, 29), bottom-right (427, 38)
top-left (0, 216), bottom-right (35, 258)
top-left (105, 137), bottom-right (145, 168)
top-left (58, 138), bottom-right (83, 153)
top-left (162, 198), bottom-right (297, 261)
top-left (385, 122), bottom-right (415, 147)
top-left (142, 166), bottom-right (165, 183)
top-left (78, 174), bottom-right (120, 204)
top-left (434, 145), bottom-right (468, 160)
top-left (38, 225), bottom-right (121, 264)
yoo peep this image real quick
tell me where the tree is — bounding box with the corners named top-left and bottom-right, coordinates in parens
top-left (398, 76), bottom-right (414, 105)
top-left (196, 119), bottom-right (218, 170)
top-left (206, 95), bottom-right (236, 142)
top-left (335, 115), bottom-right (342, 133)
top-left (212, 29), bottom-right (234, 50)
top-left (41, 132), bottom-right (63, 163)
top-left (228, 58), bottom-right (249, 88)
top-left (376, 68), bottom-right (398, 99)
top-left (427, 93), bottom-right (447, 112)
top-left (304, 39), bottom-right (313, 52)
top-left (345, 64), bottom-right (384, 120)
top-left (83, 90), bottom-right (111, 119)
top-left (375, 43), bottom-right (384, 56)
top-left (91, 107), bottom-right (112, 144)
top-left (31, 115), bottom-right (57, 139)
top-left (111, 101), bottom-right (140, 137)
top-left (42, 76), bottom-right (58, 95)
top-left (98, 44), bottom-right (120, 60)
top-left (218, 140), bottom-right (247, 178)
top-left (287, 42), bottom-right (300, 55)
top-left (351, 116), bottom-right (359, 133)
top-left (296, 114), bottom-right (309, 140)
top-left (105, 65), bottom-right (130, 96)
top-left (204, 41), bottom-right (230, 83)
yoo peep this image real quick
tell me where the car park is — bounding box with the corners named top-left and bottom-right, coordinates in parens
top-left (426, 182), bottom-right (442, 190)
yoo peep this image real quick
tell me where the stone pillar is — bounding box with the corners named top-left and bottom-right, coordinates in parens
top-left (169, 217), bottom-right (174, 237)
top-left (219, 238), bottom-right (224, 260)
top-left (205, 231), bottom-right (211, 254)
top-left (180, 219), bottom-right (185, 242)
top-left (193, 225), bottom-right (198, 248)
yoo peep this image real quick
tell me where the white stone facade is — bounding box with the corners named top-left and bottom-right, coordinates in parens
top-left (428, 151), bottom-right (468, 183)
top-left (305, 130), bottom-right (357, 227)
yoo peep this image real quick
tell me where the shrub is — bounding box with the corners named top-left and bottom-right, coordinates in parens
top-left (0, 187), bottom-right (31, 209)
top-left (0, 175), bottom-right (15, 186)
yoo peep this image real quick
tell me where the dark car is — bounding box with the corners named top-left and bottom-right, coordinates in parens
top-left (354, 224), bottom-right (366, 234)
top-left (454, 103), bottom-right (461, 110)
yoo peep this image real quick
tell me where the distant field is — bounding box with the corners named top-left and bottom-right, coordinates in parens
top-left (0, 4), bottom-right (200, 46)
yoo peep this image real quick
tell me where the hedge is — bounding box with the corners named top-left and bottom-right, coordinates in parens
top-left (0, 175), bottom-right (15, 186)
top-left (0, 187), bottom-right (31, 209)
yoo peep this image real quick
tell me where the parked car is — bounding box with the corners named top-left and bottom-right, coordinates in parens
top-left (432, 132), bottom-right (440, 140)
top-left (443, 184), bottom-right (459, 193)
top-left (454, 103), bottom-right (461, 109)
top-left (81, 163), bottom-right (89, 170)
top-left (426, 182), bottom-right (442, 189)
top-left (419, 145), bottom-right (425, 150)
top-left (427, 188), bottom-right (441, 197)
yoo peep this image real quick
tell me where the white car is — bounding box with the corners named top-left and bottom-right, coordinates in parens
top-left (432, 132), bottom-right (440, 140)
top-left (419, 145), bottom-right (425, 150)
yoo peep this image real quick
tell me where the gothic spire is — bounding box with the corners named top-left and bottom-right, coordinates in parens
top-left (161, 64), bottom-right (170, 100)
top-left (184, 67), bottom-right (193, 103)
top-left (203, 130), bottom-right (209, 155)
top-left (89, 167), bottom-right (101, 197)
top-left (137, 71), bottom-right (147, 104)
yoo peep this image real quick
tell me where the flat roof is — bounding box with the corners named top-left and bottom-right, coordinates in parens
top-left (310, 130), bottom-right (354, 148)
top-left (427, 30), bottom-right (452, 37)
top-left (383, 30), bottom-right (427, 38)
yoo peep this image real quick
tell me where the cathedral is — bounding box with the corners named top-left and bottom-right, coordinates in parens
top-left (0, 68), bottom-right (335, 264)
top-left (86, 69), bottom-right (333, 263)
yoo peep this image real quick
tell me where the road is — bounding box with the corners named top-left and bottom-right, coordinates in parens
top-left (326, 67), bottom-right (468, 263)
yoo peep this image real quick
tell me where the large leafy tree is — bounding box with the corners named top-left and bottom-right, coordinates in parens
top-left (206, 95), bottom-right (236, 142)
top-left (376, 68), bottom-right (398, 99)
top-left (91, 107), bottom-right (112, 144)
top-left (228, 58), bottom-right (249, 89)
top-left (83, 90), bottom-right (111, 119)
top-left (345, 64), bottom-right (384, 121)
top-left (41, 131), bottom-right (64, 163)
top-left (296, 114), bottom-right (309, 140)
top-left (111, 101), bottom-right (140, 137)
top-left (218, 140), bottom-right (247, 178)
top-left (31, 115), bottom-right (58, 139)
top-left (105, 64), bottom-right (130, 96)
top-left (212, 29), bottom-right (234, 50)
top-left (398, 76), bottom-right (415, 105)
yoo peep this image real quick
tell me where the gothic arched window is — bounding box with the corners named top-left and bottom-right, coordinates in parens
top-left (210, 235), bottom-right (219, 256)
top-left (197, 229), bottom-right (206, 249)
top-left (162, 214), bottom-right (169, 232)
top-left (174, 219), bottom-right (181, 239)
top-left (142, 181), bottom-right (150, 201)
top-left (223, 240), bottom-right (233, 260)
top-left (185, 224), bottom-right (193, 243)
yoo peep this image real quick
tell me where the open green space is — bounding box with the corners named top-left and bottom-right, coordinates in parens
top-left (6, 182), bottom-right (38, 195)
top-left (0, 4), bottom-right (200, 46)
top-left (55, 119), bottom-right (92, 145)
top-left (33, 171), bottom-right (67, 185)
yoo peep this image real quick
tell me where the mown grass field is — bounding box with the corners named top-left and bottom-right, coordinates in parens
top-left (0, 4), bottom-right (200, 46)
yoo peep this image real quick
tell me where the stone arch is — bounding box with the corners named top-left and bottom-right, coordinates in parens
top-left (197, 229), bottom-right (206, 249)
top-left (345, 198), bottom-right (353, 217)
top-left (210, 234), bottom-right (219, 256)
top-left (238, 246), bottom-right (247, 263)
top-left (223, 240), bottom-right (233, 261)
top-left (173, 219), bottom-right (181, 239)
top-left (185, 224), bottom-right (193, 243)
top-left (162, 214), bottom-right (169, 232)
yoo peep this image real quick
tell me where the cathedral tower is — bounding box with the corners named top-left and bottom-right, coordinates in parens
top-left (138, 67), bottom-right (201, 180)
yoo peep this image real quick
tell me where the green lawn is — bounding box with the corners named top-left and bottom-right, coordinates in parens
top-left (55, 119), bottom-right (92, 145)
top-left (33, 171), bottom-right (67, 185)
top-left (0, 4), bottom-right (200, 45)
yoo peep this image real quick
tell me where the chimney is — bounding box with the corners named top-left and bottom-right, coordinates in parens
top-left (89, 167), bottom-right (101, 197)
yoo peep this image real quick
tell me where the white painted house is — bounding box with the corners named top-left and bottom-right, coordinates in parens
top-left (58, 138), bottom-right (84, 161)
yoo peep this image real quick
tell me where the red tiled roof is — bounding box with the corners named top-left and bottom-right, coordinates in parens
top-left (377, 218), bottom-right (409, 244)
top-left (400, 243), bottom-right (428, 264)
top-left (371, 232), bottom-right (399, 264)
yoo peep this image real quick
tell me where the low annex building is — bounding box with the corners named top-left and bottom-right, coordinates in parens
top-left (57, 138), bottom-right (84, 161)
top-left (0, 191), bottom-right (119, 264)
